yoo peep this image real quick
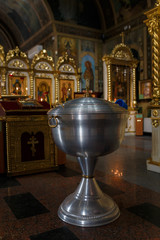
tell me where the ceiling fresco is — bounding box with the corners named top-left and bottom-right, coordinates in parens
top-left (0, 0), bottom-right (50, 41)
top-left (0, 0), bottom-right (156, 51)
top-left (47, 0), bottom-right (101, 29)
top-left (112, 0), bottom-right (147, 22)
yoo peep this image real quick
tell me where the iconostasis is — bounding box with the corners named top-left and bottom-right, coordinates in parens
top-left (56, 51), bottom-right (80, 103)
top-left (31, 49), bottom-right (55, 105)
top-left (102, 41), bottom-right (138, 135)
top-left (0, 46), bottom-right (30, 97)
top-left (102, 42), bottom-right (138, 109)
top-left (0, 45), bottom-right (81, 105)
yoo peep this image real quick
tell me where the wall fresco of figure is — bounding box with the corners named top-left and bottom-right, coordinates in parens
top-left (58, 36), bottom-right (77, 56)
top-left (81, 55), bottom-right (95, 91)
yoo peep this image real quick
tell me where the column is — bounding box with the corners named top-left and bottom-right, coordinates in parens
top-left (54, 72), bottom-right (59, 103)
top-left (144, 1), bottom-right (160, 172)
top-left (1, 68), bottom-right (6, 95)
top-left (29, 70), bottom-right (34, 99)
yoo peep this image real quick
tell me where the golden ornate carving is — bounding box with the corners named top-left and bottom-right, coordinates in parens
top-left (36, 62), bottom-right (50, 70)
top-left (107, 64), bottom-right (111, 101)
top-left (56, 51), bottom-right (79, 101)
top-left (56, 51), bottom-right (77, 72)
top-left (102, 42), bottom-right (138, 108)
top-left (0, 45), bottom-right (5, 66)
top-left (29, 70), bottom-right (34, 98)
top-left (35, 73), bottom-right (52, 78)
top-left (54, 72), bottom-right (59, 103)
top-left (132, 68), bottom-right (137, 108)
top-left (76, 75), bottom-right (80, 92)
top-left (59, 74), bottom-right (75, 79)
top-left (1, 68), bottom-right (6, 95)
top-left (31, 49), bottom-right (54, 103)
top-left (152, 119), bottom-right (159, 127)
top-left (145, 16), bottom-right (160, 36)
top-left (111, 43), bottom-right (133, 60)
top-left (31, 49), bottom-right (54, 69)
top-left (6, 46), bottom-right (29, 65)
top-left (9, 60), bottom-right (25, 68)
top-left (60, 64), bottom-right (73, 72)
top-left (152, 109), bottom-right (159, 117)
top-left (144, 6), bottom-right (160, 104)
top-left (8, 71), bottom-right (26, 76)
top-left (114, 50), bottom-right (131, 60)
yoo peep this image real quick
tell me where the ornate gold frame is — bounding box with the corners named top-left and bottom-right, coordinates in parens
top-left (6, 46), bottom-right (30, 96)
top-left (139, 79), bottom-right (152, 100)
top-left (56, 51), bottom-right (80, 102)
top-left (102, 41), bottom-right (138, 109)
top-left (31, 49), bottom-right (55, 103)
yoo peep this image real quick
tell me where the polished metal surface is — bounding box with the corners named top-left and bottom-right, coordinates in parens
top-left (58, 176), bottom-right (120, 227)
top-left (48, 97), bottom-right (127, 158)
top-left (48, 97), bottom-right (128, 227)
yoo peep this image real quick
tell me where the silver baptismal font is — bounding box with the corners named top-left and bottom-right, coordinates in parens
top-left (48, 97), bottom-right (128, 227)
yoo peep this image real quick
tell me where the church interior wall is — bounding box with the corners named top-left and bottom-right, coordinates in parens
top-left (0, 0), bottom-right (155, 118)
top-left (41, 32), bottom-right (103, 93)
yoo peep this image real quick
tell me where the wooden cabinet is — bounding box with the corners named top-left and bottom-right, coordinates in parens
top-left (0, 97), bottom-right (60, 175)
top-left (136, 114), bottom-right (143, 136)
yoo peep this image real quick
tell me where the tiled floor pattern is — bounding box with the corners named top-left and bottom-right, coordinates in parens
top-left (0, 135), bottom-right (160, 239)
top-left (4, 192), bottom-right (49, 219)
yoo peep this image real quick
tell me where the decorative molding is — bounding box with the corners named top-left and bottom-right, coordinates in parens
top-left (31, 49), bottom-right (54, 70)
top-left (56, 51), bottom-right (77, 72)
top-left (8, 60), bottom-right (25, 69)
top-left (152, 119), bottom-right (159, 128)
top-left (6, 46), bottom-right (29, 66)
top-left (144, 4), bottom-right (160, 103)
top-left (59, 64), bottom-right (74, 73)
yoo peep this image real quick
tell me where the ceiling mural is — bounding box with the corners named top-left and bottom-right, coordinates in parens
top-left (0, 0), bottom-right (156, 51)
top-left (47, 0), bottom-right (101, 29)
top-left (0, 0), bottom-right (50, 41)
top-left (111, 0), bottom-right (148, 23)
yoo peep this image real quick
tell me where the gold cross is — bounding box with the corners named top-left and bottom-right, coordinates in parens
top-left (27, 135), bottom-right (39, 157)
top-left (120, 32), bottom-right (125, 44)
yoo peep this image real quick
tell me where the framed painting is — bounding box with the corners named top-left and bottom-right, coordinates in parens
top-left (139, 80), bottom-right (152, 100)
top-left (111, 65), bottom-right (130, 104)
top-left (59, 79), bottom-right (74, 103)
top-left (35, 78), bottom-right (52, 104)
top-left (8, 75), bottom-right (27, 95)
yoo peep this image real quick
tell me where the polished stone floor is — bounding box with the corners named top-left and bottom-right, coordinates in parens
top-left (1, 135), bottom-right (160, 240)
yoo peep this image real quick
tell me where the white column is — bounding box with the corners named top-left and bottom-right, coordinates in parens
top-left (147, 108), bottom-right (160, 173)
top-left (125, 110), bottom-right (137, 135)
